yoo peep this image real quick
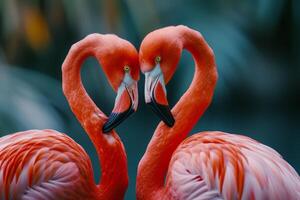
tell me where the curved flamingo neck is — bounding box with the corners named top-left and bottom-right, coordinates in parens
top-left (62, 35), bottom-right (128, 199)
top-left (137, 27), bottom-right (218, 198)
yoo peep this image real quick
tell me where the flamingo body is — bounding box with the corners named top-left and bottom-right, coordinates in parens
top-left (137, 25), bottom-right (300, 200)
top-left (166, 131), bottom-right (300, 200)
top-left (0, 33), bottom-right (140, 200)
top-left (0, 129), bottom-right (96, 200)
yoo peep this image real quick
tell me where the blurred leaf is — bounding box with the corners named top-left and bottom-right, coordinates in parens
top-left (0, 63), bottom-right (66, 134)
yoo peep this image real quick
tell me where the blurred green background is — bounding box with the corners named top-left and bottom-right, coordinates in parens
top-left (0, 0), bottom-right (299, 199)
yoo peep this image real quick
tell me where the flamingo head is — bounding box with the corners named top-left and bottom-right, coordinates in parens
top-left (139, 26), bottom-right (184, 127)
top-left (99, 35), bottom-right (140, 133)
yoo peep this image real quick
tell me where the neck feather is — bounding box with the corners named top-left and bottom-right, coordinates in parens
top-left (62, 35), bottom-right (128, 199)
top-left (137, 27), bottom-right (218, 197)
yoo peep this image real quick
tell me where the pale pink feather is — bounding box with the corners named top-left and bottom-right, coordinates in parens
top-left (0, 129), bottom-right (98, 200)
top-left (166, 131), bottom-right (300, 200)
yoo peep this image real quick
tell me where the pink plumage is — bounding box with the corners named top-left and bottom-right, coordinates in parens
top-left (0, 130), bottom-right (96, 200)
top-left (166, 132), bottom-right (300, 199)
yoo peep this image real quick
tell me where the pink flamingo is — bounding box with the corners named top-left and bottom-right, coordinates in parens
top-left (136, 25), bottom-right (300, 200)
top-left (0, 33), bottom-right (139, 200)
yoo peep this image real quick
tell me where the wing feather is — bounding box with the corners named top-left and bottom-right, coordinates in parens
top-left (0, 129), bottom-right (97, 200)
top-left (166, 131), bottom-right (300, 200)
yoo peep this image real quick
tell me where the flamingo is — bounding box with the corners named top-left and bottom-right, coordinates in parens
top-left (136, 25), bottom-right (300, 200)
top-left (0, 33), bottom-right (139, 200)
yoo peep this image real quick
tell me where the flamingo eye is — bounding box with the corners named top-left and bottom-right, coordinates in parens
top-left (124, 65), bottom-right (130, 73)
top-left (155, 56), bottom-right (161, 64)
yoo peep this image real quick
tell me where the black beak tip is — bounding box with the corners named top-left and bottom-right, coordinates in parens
top-left (102, 123), bottom-right (112, 133)
top-left (147, 101), bottom-right (175, 128)
top-left (102, 108), bottom-right (135, 134)
top-left (164, 116), bottom-right (175, 127)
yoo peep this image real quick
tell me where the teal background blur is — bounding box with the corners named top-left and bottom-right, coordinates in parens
top-left (0, 1), bottom-right (299, 199)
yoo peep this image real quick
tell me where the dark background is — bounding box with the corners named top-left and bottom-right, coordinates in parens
top-left (0, 1), bottom-right (299, 199)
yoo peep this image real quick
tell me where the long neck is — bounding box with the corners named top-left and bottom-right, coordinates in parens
top-left (62, 36), bottom-right (128, 199)
top-left (137, 28), bottom-right (218, 198)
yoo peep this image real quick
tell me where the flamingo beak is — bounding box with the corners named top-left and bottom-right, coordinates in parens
top-left (102, 73), bottom-right (138, 133)
top-left (144, 63), bottom-right (175, 127)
